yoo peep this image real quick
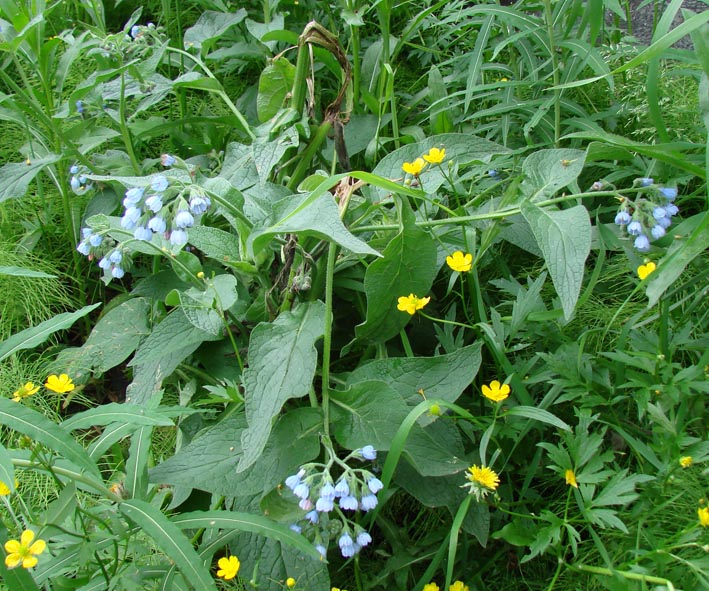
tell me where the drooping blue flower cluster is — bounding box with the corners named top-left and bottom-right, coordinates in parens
top-left (284, 445), bottom-right (382, 559)
top-left (69, 164), bottom-right (93, 195)
top-left (614, 178), bottom-right (679, 253)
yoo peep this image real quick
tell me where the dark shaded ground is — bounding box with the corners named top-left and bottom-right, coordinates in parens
top-left (620, 0), bottom-right (708, 48)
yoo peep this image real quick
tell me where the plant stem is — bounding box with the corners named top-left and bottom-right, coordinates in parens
top-left (321, 242), bottom-right (338, 438)
top-left (543, 0), bottom-right (562, 146)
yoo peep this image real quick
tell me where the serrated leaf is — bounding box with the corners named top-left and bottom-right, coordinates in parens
top-left (0, 154), bottom-right (61, 202)
top-left (237, 302), bottom-right (326, 472)
top-left (520, 202), bottom-right (590, 320)
top-left (355, 200), bottom-right (437, 343)
top-left (521, 148), bottom-right (586, 200)
top-left (120, 499), bottom-right (217, 591)
top-left (0, 303), bottom-right (101, 363)
top-left (61, 403), bottom-right (173, 431)
top-left (0, 398), bottom-right (101, 480)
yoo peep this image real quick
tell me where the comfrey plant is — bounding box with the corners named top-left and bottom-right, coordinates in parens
top-left (613, 178), bottom-right (679, 252)
top-left (284, 442), bottom-right (382, 559)
top-left (75, 154), bottom-right (211, 280)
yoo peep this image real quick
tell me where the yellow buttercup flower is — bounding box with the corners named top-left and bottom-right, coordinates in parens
top-left (449, 582), bottom-right (469, 591)
top-left (44, 374), bottom-right (74, 394)
top-left (397, 293), bottom-right (430, 315)
top-left (446, 251), bottom-right (473, 273)
top-left (698, 506), bottom-right (709, 527)
top-left (680, 456), bottom-right (693, 468)
top-left (12, 382), bottom-right (39, 402)
top-left (637, 262), bottom-right (656, 280)
top-left (216, 555), bottom-right (240, 580)
top-left (481, 380), bottom-right (510, 402)
top-left (286, 577), bottom-right (296, 588)
top-left (402, 158), bottom-right (426, 176)
top-left (0, 479), bottom-right (19, 496)
top-left (423, 147), bottom-right (446, 165)
top-left (4, 530), bottom-right (46, 569)
top-left (423, 584), bottom-right (440, 591)
top-left (565, 469), bottom-right (578, 488)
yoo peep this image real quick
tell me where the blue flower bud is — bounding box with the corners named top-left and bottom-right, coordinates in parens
top-left (652, 207), bottom-right (666, 220)
top-left (665, 203), bottom-right (679, 216)
top-left (161, 154), bottom-right (176, 167)
top-left (174, 210), bottom-right (194, 229)
top-left (488, 169), bottom-right (499, 178)
top-left (81, 227), bottom-right (92, 239)
top-left (144, 195), bottom-right (163, 213)
top-left (111, 266), bottom-right (125, 279)
top-left (98, 257), bottom-right (111, 270)
top-left (338, 533), bottom-right (354, 554)
top-left (70, 176), bottom-right (81, 192)
top-left (339, 495), bottom-right (358, 511)
top-left (305, 510), bottom-right (319, 524)
top-left (289, 524), bottom-right (302, 534)
top-left (634, 234), bottom-right (650, 252)
top-left (651, 225), bottom-right (666, 240)
top-left (614, 211), bottom-right (631, 226)
top-left (367, 477), bottom-right (384, 494)
top-left (70, 165), bottom-right (79, 175)
top-left (76, 241), bottom-right (91, 256)
top-left (130, 25), bottom-right (141, 39)
top-left (292, 482), bottom-right (310, 500)
top-left (285, 472), bottom-right (302, 491)
top-left (638, 177), bottom-right (654, 187)
top-left (360, 494), bottom-right (378, 511)
top-left (319, 483), bottom-right (336, 501)
top-left (359, 445), bottom-right (376, 460)
top-left (109, 250), bottom-right (123, 264)
top-left (124, 187), bottom-right (145, 206)
top-left (334, 479), bottom-right (350, 498)
top-left (148, 216), bottom-right (167, 234)
top-left (76, 100), bottom-right (84, 114)
top-left (315, 544), bottom-right (327, 559)
top-left (627, 221), bottom-right (642, 236)
top-left (356, 531), bottom-right (372, 547)
top-left (134, 226), bottom-right (152, 241)
top-left (315, 497), bottom-right (334, 512)
top-left (151, 175), bottom-right (169, 192)
top-left (169, 229), bottom-right (188, 246)
top-left (659, 187), bottom-right (677, 201)
top-left (89, 234), bottom-right (103, 247)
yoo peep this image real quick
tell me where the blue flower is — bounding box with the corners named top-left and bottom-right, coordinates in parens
top-left (666, 203), bottom-right (679, 216)
top-left (367, 477), bottom-right (384, 494)
top-left (169, 229), bottom-right (188, 246)
top-left (111, 266), bottom-right (125, 279)
top-left (89, 234), bottom-right (103, 247)
top-left (305, 510), bottom-right (319, 524)
top-left (315, 544), bottom-right (327, 559)
top-left (315, 497), bottom-right (334, 512)
top-left (144, 195), bottom-right (163, 213)
top-left (659, 187), bottom-right (677, 201)
top-left (356, 531), bottom-right (372, 547)
top-left (298, 498), bottom-right (313, 511)
top-left (151, 175), bottom-right (169, 192)
top-left (652, 207), bottom-right (667, 220)
top-left (359, 445), bottom-right (376, 460)
top-left (109, 250), bottom-right (123, 264)
top-left (189, 195), bottom-right (211, 215)
top-left (124, 187), bottom-right (145, 206)
top-left (319, 483), bottom-right (336, 501)
top-left (70, 165), bottom-right (79, 175)
top-left (657, 216), bottom-right (672, 229)
top-left (81, 228), bottom-right (92, 239)
top-left (651, 225), bottom-right (666, 240)
top-left (285, 471), bottom-right (303, 491)
top-left (638, 177), bottom-right (654, 187)
top-left (334, 479), bottom-right (350, 498)
top-left (161, 154), bottom-right (176, 167)
top-left (627, 221), bottom-right (642, 236)
top-left (360, 494), bottom-right (378, 511)
top-left (130, 25), bottom-right (141, 39)
top-left (98, 257), bottom-right (111, 270)
top-left (289, 524), bottom-right (302, 534)
top-left (76, 100), bottom-right (84, 114)
top-left (292, 482), bottom-right (310, 500)
top-left (338, 533), bottom-right (354, 557)
top-left (76, 241), bottom-right (91, 256)
top-left (488, 169), bottom-right (499, 179)
top-left (70, 176), bottom-right (81, 192)
top-left (121, 207), bottom-right (142, 229)
top-left (174, 210), bottom-right (194, 229)
top-left (614, 211), bottom-right (631, 226)
top-left (339, 495), bottom-right (358, 511)
top-left (148, 216), bottom-right (167, 233)
top-left (634, 234), bottom-right (650, 252)
top-left (134, 226), bottom-right (152, 241)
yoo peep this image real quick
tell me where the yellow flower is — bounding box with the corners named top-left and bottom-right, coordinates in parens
top-left (680, 456), bottom-right (693, 468)
top-left (423, 584), bottom-right (440, 591)
top-left (463, 464), bottom-right (500, 501)
top-left (402, 158), bottom-right (426, 176)
top-left (0, 479), bottom-right (19, 496)
top-left (216, 555), bottom-right (240, 580)
top-left (446, 251), bottom-right (473, 273)
top-left (637, 262), bottom-right (656, 280)
top-left (12, 382), bottom-right (39, 402)
top-left (4, 530), bottom-right (46, 569)
top-left (565, 469), bottom-right (578, 488)
top-left (423, 147), bottom-right (446, 165)
top-left (286, 577), bottom-right (296, 588)
top-left (397, 294), bottom-right (430, 315)
top-left (481, 380), bottom-right (510, 402)
top-left (44, 374), bottom-right (74, 394)
top-left (449, 582), bottom-right (469, 591)
top-left (698, 507), bottom-right (709, 527)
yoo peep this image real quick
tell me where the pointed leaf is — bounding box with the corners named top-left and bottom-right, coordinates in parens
top-left (183, 9), bottom-right (247, 51)
top-left (61, 403), bottom-right (173, 431)
top-left (0, 154), bottom-right (61, 202)
top-left (521, 149), bottom-right (586, 201)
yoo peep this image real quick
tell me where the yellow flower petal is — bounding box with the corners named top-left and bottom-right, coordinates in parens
top-left (397, 294), bottom-right (430, 315)
top-left (216, 555), bottom-right (240, 580)
top-left (446, 251), bottom-right (473, 273)
top-left (402, 158), bottom-right (426, 176)
top-left (565, 469), bottom-right (578, 488)
top-left (698, 506), bottom-right (709, 527)
top-left (680, 456), bottom-right (693, 468)
top-left (29, 540), bottom-right (46, 555)
top-left (423, 147), bottom-right (446, 165)
top-left (637, 262), bottom-right (656, 280)
top-left (4, 540), bottom-right (21, 554)
top-left (21, 555), bottom-right (38, 569)
top-left (5, 553), bottom-right (22, 568)
top-left (45, 374), bottom-right (75, 394)
top-left (20, 530), bottom-right (35, 546)
top-left (481, 380), bottom-right (510, 402)
top-left (466, 465), bottom-right (500, 490)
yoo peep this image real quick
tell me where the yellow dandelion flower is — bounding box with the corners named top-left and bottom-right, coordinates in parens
top-left (216, 555), bottom-right (240, 580)
top-left (463, 464), bottom-right (500, 501)
top-left (446, 251), bottom-right (473, 273)
top-left (397, 293), bottom-right (430, 315)
top-left (423, 147), bottom-right (446, 165)
top-left (286, 577), bottom-right (296, 588)
top-left (565, 469), bottom-right (578, 488)
top-left (12, 382), bottom-right (39, 402)
top-left (680, 456), bottom-right (693, 468)
top-left (423, 584), bottom-right (440, 591)
top-left (44, 374), bottom-right (74, 394)
top-left (637, 262), bottom-right (656, 280)
top-left (481, 380), bottom-right (510, 402)
top-left (4, 530), bottom-right (46, 569)
top-left (402, 158), bottom-right (426, 176)
top-left (698, 507), bottom-right (709, 527)
top-left (0, 479), bottom-right (19, 496)
top-left (449, 582), bottom-right (469, 591)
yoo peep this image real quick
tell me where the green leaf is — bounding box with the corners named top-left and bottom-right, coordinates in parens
top-left (237, 302), bottom-right (326, 472)
top-left (0, 442), bottom-right (14, 493)
top-left (505, 406), bottom-right (571, 431)
top-left (61, 403), bottom-right (173, 431)
top-left (150, 408), bottom-right (321, 496)
top-left (248, 190), bottom-right (379, 258)
top-left (355, 200), bottom-right (437, 343)
top-left (257, 57), bottom-right (296, 122)
top-left (0, 154), bottom-right (61, 202)
top-left (252, 126), bottom-right (299, 185)
top-left (187, 226), bottom-right (242, 264)
top-left (125, 426), bottom-right (153, 500)
top-left (0, 266), bottom-right (56, 278)
top-left (520, 202), bottom-right (591, 320)
top-left (119, 499), bottom-right (218, 591)
top-left (183, 9), bottom-right (247, 51)
top-left (521, 148), bottom-right (586, 201)
top-left (0, 303), bottom-right (101, 363)
top-left (0, 398), bottom-right (101, 479)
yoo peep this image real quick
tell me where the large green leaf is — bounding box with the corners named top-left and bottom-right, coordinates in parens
top-left (355, 200), bottom-right (437, 343)
top-left (520, 202), bottom-right (591, 320)
top-left (119, 500), bottom-right (217, 591)
top-left (150, 408), bottom-right (321, 496)
top-left (0, 398), bottom-right (101, 480)
top-left (252, 126), bottom-right (299, 185)
top-left (0, 154), bottom-right (61, 202)
top-left (257, 57), bottom-right (296, 122)
top-left (61, 403), bottom-right (173, 431)
top-left (187, 226), bottom-right (242, 264)
top-left (183, 9), bottom-right (247, 51)
top-left (0, 303), bottom-right (101, 363)
top-left (0, 266), bottom-right (56, 278)
top-left (237, 301), bottom-right (326, 472)
top-left (521, 148), bottom-right (586, 201)
top-left (248, 191), bottom-right (380, 258)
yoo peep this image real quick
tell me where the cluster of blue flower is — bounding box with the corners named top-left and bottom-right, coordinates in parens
top-left (614, 178), bottom-right (679, 252)
top-left (75, 154), bottom-right (211, 279)
top-left (69, 165), bottom-right (92, 195)
top-left (284, 445), bottom-right (382, 559)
